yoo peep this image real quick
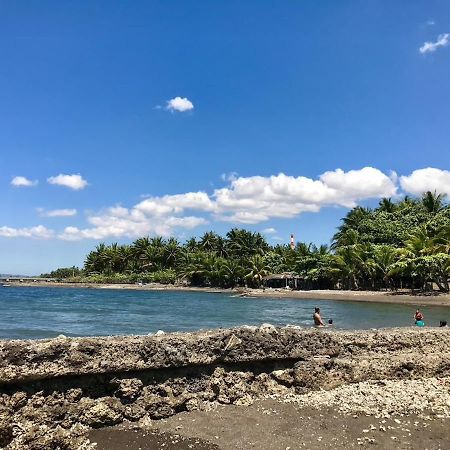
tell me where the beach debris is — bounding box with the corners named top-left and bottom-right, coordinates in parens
top-left (155, 330), bottom-right (165, 336)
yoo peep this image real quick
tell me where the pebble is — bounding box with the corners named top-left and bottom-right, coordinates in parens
top-left (282, 377), bottom-right (450, 419)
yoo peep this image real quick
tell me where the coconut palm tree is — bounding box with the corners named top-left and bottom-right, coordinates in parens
top-left (378, 198), bottom-right (396, 213)
top-left (331, 246), bottom-right (364, 290)
top-left (163, 238), bottom-right (180, 268)
top-left (199, 231), bottom-right (220, 252)
top-left (219, 258), bottom-right (244, 287)
top-left (422, 191), bottom-right (446, 214)
top-left (245, 255), bottom-right (269, 287)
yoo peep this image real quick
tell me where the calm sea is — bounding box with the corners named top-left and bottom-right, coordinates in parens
top-left (0, 286), bottom-right (449, 340)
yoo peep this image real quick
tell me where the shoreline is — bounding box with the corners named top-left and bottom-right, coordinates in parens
top-left (6, 281), bottom-right (450, 306)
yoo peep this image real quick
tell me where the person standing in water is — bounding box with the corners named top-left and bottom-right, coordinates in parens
top-left (414, 309), bottom-right (425, 326)
top-left (313, 307), bottom-right (325, 326)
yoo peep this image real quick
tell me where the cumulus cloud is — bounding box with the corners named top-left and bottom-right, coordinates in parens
top-left (11, 176), bottom-right (38, 187)
top-left (57, 193), bottom-right (211, 241)
top-left (419, 33), bottom-right (449, 53)
top-left (47, 174), bottom-right (88, 190)
top-left (5, 166), bottom-right (450, 241)
top-left (58, 207), bottom-right (207, 241)
top-left (400, 168), bottom-right (450, 197)
top-left (166, 97), bottom-right (194, 112)
top-left (213, 167), bottom-right (397, 223)
top-left (0, 225), bottom-right (53, 239)
top-left (38, 208), bottom-right (77, 218)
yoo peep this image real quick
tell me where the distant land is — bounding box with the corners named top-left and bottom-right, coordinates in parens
top-left (0, 273), bottom-right (33, 279)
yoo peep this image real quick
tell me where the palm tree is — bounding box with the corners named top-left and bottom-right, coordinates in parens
top-left (132, 236), bottom-right (151, 271)
top-left (163, 238), bottom-right (180, 268)
top-left (378, 198), bottom-right (396, 213)
top-left (435, 224), bottom-right (450, 254)
top-left (185, 237), bottom-right (198, 252)
top-left (372, 245), bottom-right (398, 289)
top-left (403, 226), bottom-right (436, 257)
top-left (245, 255), bottom-right (269, 287)
top-left (332, 207), bottom-right (370, 249)
top-left (422, 191), bottom-right (446, 214)
top-left (219, 258), bottom-right (244, 287)
top-left (331, 246), bottom-right (363, 290)
top-left (199, 231), bottom-right (220, 252)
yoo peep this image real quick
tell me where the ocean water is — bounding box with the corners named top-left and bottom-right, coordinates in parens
top-left (1, 286), bottom-right (450, 340)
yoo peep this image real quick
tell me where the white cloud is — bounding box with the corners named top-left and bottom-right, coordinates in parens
top-left (166, 97), bottom-right (194, 112)
top-left (47, 174), bottom-right (88, 190)
top-left (400, 168), bottom-right (450, 196)
top-left (419, 33), bottom-right (449, 53)
top-left (58, 193), bottom-right (210, 241)
top-left (135, 192), bottom-right (214, 216)
top-left (38, 208), bottom-right (77, 218)
top-left (221, 172), bottom-right (239, 182)
top-left (212, 167), bottom-right (397, 223)
top-left (6, 166), bottom-right (450, 241)
top-left (426, 20), bottom-right (435, 26)
top-left (11, 176), bottom-right (38, 187)
top-left (0, 225), bottom-right (54, 239)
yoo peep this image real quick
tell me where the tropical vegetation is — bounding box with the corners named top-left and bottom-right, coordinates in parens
top-left (43, 192), bottom-right (450, 292)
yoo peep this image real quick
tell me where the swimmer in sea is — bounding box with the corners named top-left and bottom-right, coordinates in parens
top-left (313, 307), bottom-right (325, 327)
top-left (414, 309), bottom-right (424, 324)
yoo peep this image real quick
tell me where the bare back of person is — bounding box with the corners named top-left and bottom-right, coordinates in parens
top-left (313, 308), bottom-right (324, 327)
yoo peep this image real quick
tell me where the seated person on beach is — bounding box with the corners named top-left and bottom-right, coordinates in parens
top-left (313, 307), bottom-right (325, 326)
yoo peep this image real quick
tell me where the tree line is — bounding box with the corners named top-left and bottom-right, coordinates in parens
top-left (42, 191), bottom-right (450, 292)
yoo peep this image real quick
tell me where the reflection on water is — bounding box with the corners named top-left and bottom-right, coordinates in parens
top-left (1, 286), bottom-right (450, 339)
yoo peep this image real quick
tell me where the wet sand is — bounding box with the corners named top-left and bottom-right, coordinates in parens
top-left (90, 400), bottom-right (450, 450)
top-left (8, 281), bottom-right (450, 306)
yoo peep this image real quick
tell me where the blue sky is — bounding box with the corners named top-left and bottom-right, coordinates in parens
top-left (1, 1), bottom-right (450, 274)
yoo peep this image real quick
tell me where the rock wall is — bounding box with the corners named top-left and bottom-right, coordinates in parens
top-left (1, 326), bottom-right (450, 449)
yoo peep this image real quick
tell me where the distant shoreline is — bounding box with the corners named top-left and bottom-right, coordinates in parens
top-left (5, 281), bottom-right (450, 306)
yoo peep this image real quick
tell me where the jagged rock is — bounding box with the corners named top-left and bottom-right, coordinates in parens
top-left (8, 391), bottom-right (28, 410)
top-left (271, 369), bottom-right (295, 386)
top-left (66, 388), bottom-right (83, 403)
top-left (138, 414), bottom-right (153, 429)
top-left (259, 323), bottom-right (278, 334)
top-left (224, 334), bottom-right (242, 351)
top-left (1, 327), bottom-right (450, 449)
top-left (0, 417), bottom-right (13, 447)
top-left (82, 399), bottom-right (123, 427)
top-left (111, 377), bottom-right (144, 402)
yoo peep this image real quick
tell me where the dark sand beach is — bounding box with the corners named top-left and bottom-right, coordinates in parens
top-left (90, 401), bottom-right (450, 450)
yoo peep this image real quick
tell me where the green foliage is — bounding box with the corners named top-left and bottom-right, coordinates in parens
top-left (41, 266), bottom-right (83, 279)
top-left (46, 191), bottom-right (450, 292)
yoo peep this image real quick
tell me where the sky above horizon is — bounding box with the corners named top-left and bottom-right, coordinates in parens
top-left (2, 1), bottom-right (450, 275)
